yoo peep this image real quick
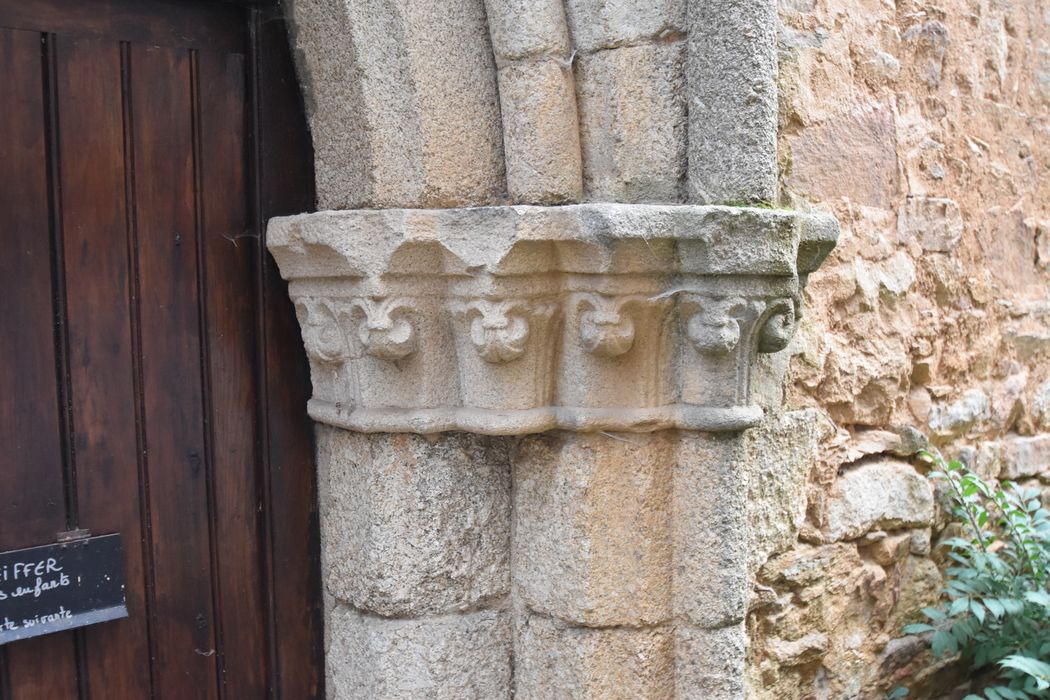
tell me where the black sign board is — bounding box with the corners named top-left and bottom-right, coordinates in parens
top-left (0, 534), bottom-right (127, 645)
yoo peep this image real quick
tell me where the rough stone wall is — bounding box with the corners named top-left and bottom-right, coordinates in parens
top-left (747, 0), bottom-right (1050, 694)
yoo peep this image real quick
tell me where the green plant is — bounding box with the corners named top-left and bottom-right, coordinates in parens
top-left (897, 450), bottom-right (1050, 699)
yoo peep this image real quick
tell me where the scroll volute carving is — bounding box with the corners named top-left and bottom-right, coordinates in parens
top-left (756, 298), bottom-right (798, 354)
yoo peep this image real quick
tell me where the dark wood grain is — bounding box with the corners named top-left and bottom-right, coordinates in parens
top-left (54, 34), bottom-right (154, 699)
top-left (252, 7), bottom-right (325, 698)
top-left (0, 26), bottom-right (81, 700)
top-left (130, 42), bottom-right (220, 700)
top-left (197, 48), bottom-right (269, 699)
top-left (0, 0), bottom-right (245, 52)
top-left (0, 3), bottom-right (322, 697)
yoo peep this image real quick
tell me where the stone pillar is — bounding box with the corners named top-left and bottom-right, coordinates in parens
top-left (317, 429), bottom-right (512, 698)
top-left (269, 206), bottom-right (837, 698)
top-left (276, 1), bottom-right (837, 697)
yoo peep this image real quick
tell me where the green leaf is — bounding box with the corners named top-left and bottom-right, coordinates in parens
top-left (991, 687), bottom-right (1026, 699)
top-left (903, 623), bottom-right (935, 634)
top-left (931, 629), bottom-right (955, 658)
top-left (999, 655), bottom-right (1050, 690)
top-left (887, 688), bottom-right (910, 699)
top-left (922, 607), bottom-right (946, 621)
top-left (971, 599), bottom-right (986, 624)
top-left (984, 598), bottom-right (1006, 618)
top-left (950, 597), bottom-right (972, 616)
top-left (1023, 590), bottom-right (1050, 609)
top-left (1002, 598), bottom-right (1026, 614)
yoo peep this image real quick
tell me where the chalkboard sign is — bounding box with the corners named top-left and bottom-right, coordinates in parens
top-left (0, 534), bottom-right (127, 645)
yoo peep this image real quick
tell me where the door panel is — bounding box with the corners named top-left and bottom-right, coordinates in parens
top-left (0, 2), bottom-right (321, 697)
top-left (131, 42), bottom-right (221, 699)
top-left (198, 49), bottom-right (270, 700)
top-left (55, 35), bottom-right (153, 700)
top-left (0, 26), bottom-right (82, 700)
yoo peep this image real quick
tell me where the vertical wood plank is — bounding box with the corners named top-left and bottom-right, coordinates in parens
top-left (1, 5), bottom-right (323, 698)
top-left (54, 34), bottom-right (153, 699)
top-left (130, 42), bottom-right (219, 700)
top-left (251, 9), bottom-right (324, 698)
top-left (0, 27), bottom-right (80, 700)
top-left (197, 48), bottom-right (268, 698)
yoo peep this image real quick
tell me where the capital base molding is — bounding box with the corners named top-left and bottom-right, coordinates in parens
top-left (267, 203), bottom-right (838, 435)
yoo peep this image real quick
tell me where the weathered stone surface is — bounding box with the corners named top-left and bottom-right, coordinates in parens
top-left (990, 367), bottom-right (1028, 433)
top-left (485, 0), bottom-right (570, 59)
top-left (998, 434), bottom-right (1050, 480)
top-left (976, 207), bottom-right (1043, 293)
top-left (752, 542), bottom-right (942, 699)
top-left (745, 409), bottom-right (832, 574)
top-left (763, 632), bottom-right (828, 667)
top-left (820, 459), bottom-right (934, 542)
top-left (759, 542), bottom-right (864, 590)
top-left (495, 60), bottom-right (583, 204)
top-left (687, 0), bottom-right (778, 204)
top-left (786, 103), bottom-right (899, 208)
top-left (839, 426), bottom-right (929, 463)
top-left (576, 43), bottom-right (686, 203)
top-left (674, 433), bottom-right (748, 628)
top-left (964, 441), bottom-right (1005, 481)
top-left (860, 531), bottom-right (911, 566)
top-left (901, 21), bottom-right (949, 87)
top-left (483, 0), bottom-right (582, 204)
top-left (327, 603), bottom-right (512, 699)
top-left (1034, 380), bottom-right (1050, 431)
top-left (316, 428), bottom-right (511, 616)
top-left (675, 624), bottom-right (746, 700)
top-left (564, 0), bottom-right (685, 52)
top-left (268, 204), bottom-right (837, 435)
top-left (887, 555), bottom-right (943, 631)
top-left (761, 0), bottom-right (1050, 691)
top-left (515, 609), bottom-right (674, 699)
top-left (287, 0), bottom-right (505, 209)
top-left (928, 389), bottom-right (991, 439)
top-left (513, 432), bottom-right (674, 626)
top-left (1004, 312), bottom-right (1050, 362)
top-left (897, 197), bottom-right (963, 252)
top-left (850, 253), bottom-right (917, 308)
top-left (268, 204), bottom-right (835, 280)
top-left (1033, 219), bottom-right (1050, 272)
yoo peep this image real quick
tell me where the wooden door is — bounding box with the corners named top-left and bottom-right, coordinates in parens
top-left (0, 0), bottom-right (322, 697)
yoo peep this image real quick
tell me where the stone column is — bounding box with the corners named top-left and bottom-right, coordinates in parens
top-left (316, 429), bottom-right (513, 698)
top-left (269, 206), bottom-right (837, 698)
top-left (277, 1), bottom-right (837, 697)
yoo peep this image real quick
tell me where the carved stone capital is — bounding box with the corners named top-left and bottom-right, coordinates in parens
top-left (268, 203), bottom-right (838, 434)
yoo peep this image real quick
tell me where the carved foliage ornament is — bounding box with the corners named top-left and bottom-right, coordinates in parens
top-left (268, 204), bottom-right (839, 434)
top-left (453, 299), bottom-right (555, 364)
top-left (577, 293), bottom-right (640, 358)
top-left (351, 298), bottom-right (417, 361)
